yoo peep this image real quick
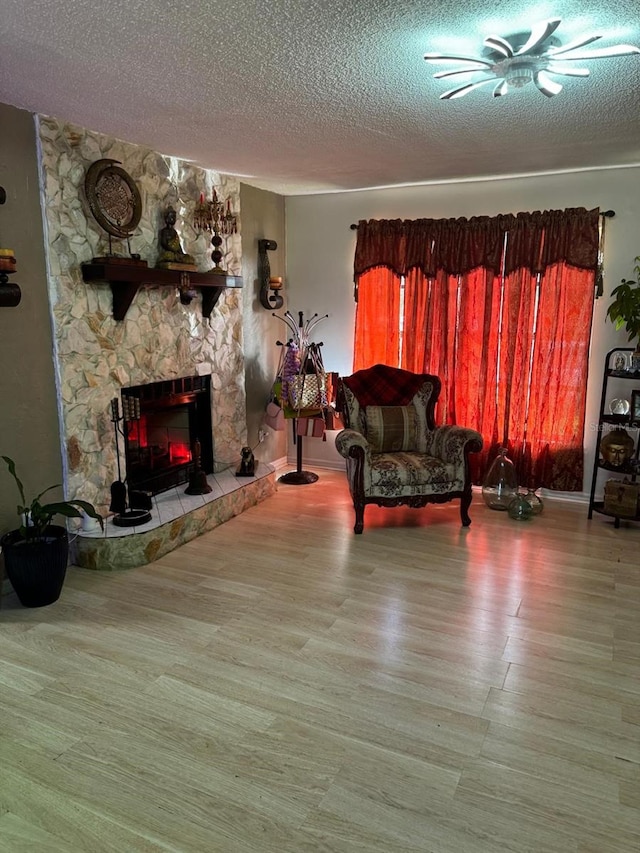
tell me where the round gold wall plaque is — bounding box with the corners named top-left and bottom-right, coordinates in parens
top-left (84, 159), bottom-right (142, 239)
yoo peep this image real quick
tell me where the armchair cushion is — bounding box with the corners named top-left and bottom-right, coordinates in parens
top-left (371, 453), bottom-right (458, 494)
top-left (365, 405), bottom-right (418, 452)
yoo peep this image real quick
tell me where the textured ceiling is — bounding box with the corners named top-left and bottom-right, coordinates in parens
top-left (1, 0), bottom-right (639, 195)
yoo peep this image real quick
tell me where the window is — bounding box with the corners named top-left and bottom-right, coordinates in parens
top-left (353, 209), bottom-right (600, 490)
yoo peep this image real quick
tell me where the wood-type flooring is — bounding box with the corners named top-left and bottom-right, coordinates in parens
top-left (0, 470), bottom-right (638, 852)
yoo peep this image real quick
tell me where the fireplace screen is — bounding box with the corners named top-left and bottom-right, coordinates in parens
top-left (121, 375), bottom-right (212, 495)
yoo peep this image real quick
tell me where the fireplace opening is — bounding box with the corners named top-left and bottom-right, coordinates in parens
top-left (121, 375), bottom-right (213, 496)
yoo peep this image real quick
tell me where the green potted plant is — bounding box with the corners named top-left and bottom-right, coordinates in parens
top-left (1, 456), bottom-right (103, 607)
top-left (606, 256), bottom-right (640, 350)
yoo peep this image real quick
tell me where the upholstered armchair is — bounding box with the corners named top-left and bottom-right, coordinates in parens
top-left (335, 364), bottom-right (483, 533)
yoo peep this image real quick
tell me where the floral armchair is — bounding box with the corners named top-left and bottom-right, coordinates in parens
top-left (335, 364), bottom-right (483, 533)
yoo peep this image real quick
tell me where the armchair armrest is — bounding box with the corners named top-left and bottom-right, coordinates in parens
top-left (427, 425), bottom-right (483, 462)
top-left (335, 428), bottom-right (371, 460)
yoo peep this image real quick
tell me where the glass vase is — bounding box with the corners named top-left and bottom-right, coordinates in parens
top-left (521, 487), bottom-right (544, 515)
top-left (508, 493), bottom-right (534, 521)
top-left (482, 447), bottom-right (518, 511)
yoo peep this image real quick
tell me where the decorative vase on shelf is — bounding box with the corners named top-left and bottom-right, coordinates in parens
top-left (508, 493), bottom-right (534, 521)
top-left (482, 447), bottom-right (518, 510)
top-left (521, 487), bottom-right (544, 515)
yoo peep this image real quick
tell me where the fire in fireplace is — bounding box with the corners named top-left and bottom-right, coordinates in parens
top-left (121, 375), bottom-right (213, 496)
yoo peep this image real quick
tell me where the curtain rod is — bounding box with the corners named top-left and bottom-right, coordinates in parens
top-left (350, 210), bottom-right (616, 229)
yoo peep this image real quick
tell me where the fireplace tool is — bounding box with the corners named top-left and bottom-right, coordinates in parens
top-left (110, 397), bottom-right (152, 527)
top-left (185, 438), bottom-right (212, 494)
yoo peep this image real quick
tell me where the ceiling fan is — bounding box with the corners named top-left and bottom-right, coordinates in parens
top-left (424, 18), bottom-right (640, 99)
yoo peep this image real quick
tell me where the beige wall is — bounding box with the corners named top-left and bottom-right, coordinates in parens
top-left (0, 103), bottom-right (63, 536)
top-left (240, 183), bottom-right (287, 465)
top-left (286, 167), bottom-right (640, 490)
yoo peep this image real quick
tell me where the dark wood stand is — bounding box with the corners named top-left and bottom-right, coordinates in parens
top-left (278, 420), bottom-right (319, 485)
top-left (81, 260), bottom-right (242, 320)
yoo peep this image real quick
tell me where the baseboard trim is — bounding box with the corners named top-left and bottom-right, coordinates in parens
top-left (284, 456), bottom-right (346, 472)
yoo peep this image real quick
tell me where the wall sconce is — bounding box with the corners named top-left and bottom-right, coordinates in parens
top-left (194, 188), bottom-right (237, 274)
top-left (0, 186), bottom-right (21, 308)
top-left (258, 238), bottom-right (284, 309)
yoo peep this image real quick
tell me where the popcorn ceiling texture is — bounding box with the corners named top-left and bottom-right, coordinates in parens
top-left (38, 116), bottom-right (246, 513)
top-left (1, 1), bottom-right (639, 193)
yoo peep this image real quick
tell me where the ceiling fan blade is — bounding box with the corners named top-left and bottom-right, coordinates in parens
top-left (493, 80), bottom-right (509, 97)
top-left (433, 67), bottom-right (488, 79)
top-left (548, 34), bottom-right (601, 56)
top-left (534, 70), bottom-right (563, 97)
top-left (549, 44), bottom-right (640, 60)
top-left (484, 35), bottom-right (514, 58)
top-left (440, 78), bottom-right (498, 100)
top-left (424, 53), bottom-right (493, 69)
top-left (515, 18), bottom-right (561, 56)
top-left (546, 64), bottom-right (590, 77)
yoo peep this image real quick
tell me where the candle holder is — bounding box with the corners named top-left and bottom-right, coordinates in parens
top-left (258, 238), bottom-right (284, 309)
top-left (0, 189), bottom-right (21, 308)
top-left (194, 188), bottom-right (237, 274)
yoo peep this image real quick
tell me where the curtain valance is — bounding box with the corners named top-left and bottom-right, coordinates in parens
top-left (353, 207), bottom-right (600, 280)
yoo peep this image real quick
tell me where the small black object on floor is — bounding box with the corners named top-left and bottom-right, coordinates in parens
top-left (236, 446), bottom-right (256, 477)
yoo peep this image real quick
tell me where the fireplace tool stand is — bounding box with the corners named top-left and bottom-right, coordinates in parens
top-left (110, 397), bottom-right (153, 527)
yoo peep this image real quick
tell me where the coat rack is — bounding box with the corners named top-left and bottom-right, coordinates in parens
top-left (273, 310), bottom-right (329, 485)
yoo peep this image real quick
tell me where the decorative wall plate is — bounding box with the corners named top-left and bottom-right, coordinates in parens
top-left (84, 159), bottom-right (142, 239)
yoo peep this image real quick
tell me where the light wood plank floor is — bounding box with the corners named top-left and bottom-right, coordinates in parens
top-left (1, 470), bottom-right (639, 852)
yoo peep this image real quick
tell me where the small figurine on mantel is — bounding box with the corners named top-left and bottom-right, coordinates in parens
top-left (156, 206), bottom-right (197, 270)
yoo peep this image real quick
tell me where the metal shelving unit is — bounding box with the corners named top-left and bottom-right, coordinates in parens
top-left (588, 347), bottom-right (640, 527)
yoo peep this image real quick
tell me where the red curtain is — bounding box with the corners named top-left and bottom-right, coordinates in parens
top-left (523, 261), bottom-right (595, 490)
top-left (353, 266), bottom-right (401, 372)
top-left (352, 209), bottom-right (599, 490)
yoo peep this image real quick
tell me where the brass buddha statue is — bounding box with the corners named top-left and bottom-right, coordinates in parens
top-left (600, 427), bottom-right (635, 468)
top-left (157, 206), bottom-right (196, 269)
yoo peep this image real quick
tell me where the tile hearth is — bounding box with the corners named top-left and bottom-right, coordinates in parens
top-left (73, 463), bottom-right (276, 572)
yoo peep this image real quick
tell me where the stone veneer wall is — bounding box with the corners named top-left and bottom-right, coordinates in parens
top-left (38, 117), bottom-right (246, 513)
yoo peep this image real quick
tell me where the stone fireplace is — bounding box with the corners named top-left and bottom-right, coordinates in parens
top-left (37, 117), bottom-right (248, 515)
top-left (121, 374), bottom-right (213, 496)
top-left (32, 117), bottom-right (277, 571)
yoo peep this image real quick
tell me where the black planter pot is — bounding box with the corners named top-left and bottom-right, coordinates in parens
top-left (1, 524), bottom-right (69, 607)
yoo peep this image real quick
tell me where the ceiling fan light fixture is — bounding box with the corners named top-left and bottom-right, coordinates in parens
top-left (493, 79), bottom-right (509, 97)
top-left (433, 67), bottom-right (484, 80)
top-left (425, 18), bottom-right (640, 100)
top-left (483, 35), bottom-right (514, 58)
top-left (504, 62), bottom-right (535, 88)
top-left (440, 78), bottom-right (496, 100)
top-left (514, 18), bottom-right (561, 56)
top-left (424, 53), bottom-right (492, 69)
top-left (534, 70), bottom-right (563, 97)
top-left (550, 44), bottom-right (640, 60)
top-left (546, 63), bottom-right (590, 77)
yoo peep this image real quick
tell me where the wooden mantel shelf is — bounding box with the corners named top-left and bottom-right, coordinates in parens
top-left (81, 261), bottom-right (243, 321)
